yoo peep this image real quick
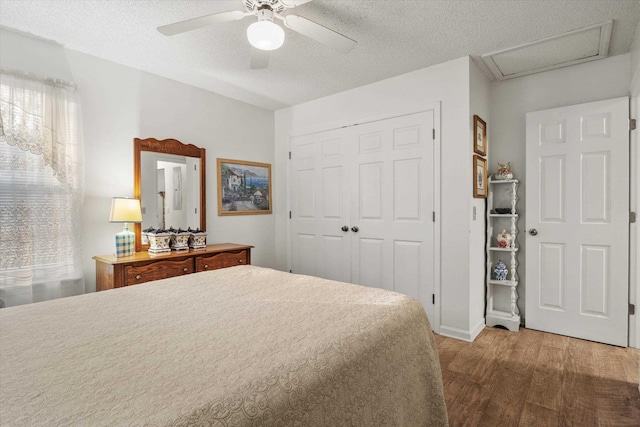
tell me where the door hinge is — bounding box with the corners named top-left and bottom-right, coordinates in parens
top-left (432, 128), bottom-right (435, 140)
top-left (289, 211), bottom-right (292, 219)
top-left (630, 119), bottom-right (636, 131)
top-left (630, 303), bottom-right (636, 315)
top-left (432, 211), bottom-right (436, 222)
top-left (631, 212), bottom-right (637, 223)
top-left (432, 294), bottom-right (435, 305)
top-left (289, 151), bottom-right (291, 159)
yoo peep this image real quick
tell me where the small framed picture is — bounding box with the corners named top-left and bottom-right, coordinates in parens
top-left (473, 115), bottom-right (487, 156)
top-left (473, 155), bottom-right (488, 198)
top-left (217, 158), bottom-right (272, 215)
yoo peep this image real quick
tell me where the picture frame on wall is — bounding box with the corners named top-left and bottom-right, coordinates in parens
top-left (473, 155), bottom-right (488, 198)
top-left (473, 115), bottom-right (487, 156)
top-left (217, 158), bottom-right (272, 215)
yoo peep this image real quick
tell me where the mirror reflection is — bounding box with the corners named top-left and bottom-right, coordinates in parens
top-left (140, 152), bottom-right (200, 231)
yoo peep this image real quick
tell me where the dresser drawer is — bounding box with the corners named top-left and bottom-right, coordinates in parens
top-left (125, 258), bottom-right (195, 286)
top-left (196, 249), bottom-right (248, 272)
top-left (94, 244), bottom-right (253, 291)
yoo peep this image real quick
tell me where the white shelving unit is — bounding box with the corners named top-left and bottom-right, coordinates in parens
top-left (486, 178), bottom-right (520, 331)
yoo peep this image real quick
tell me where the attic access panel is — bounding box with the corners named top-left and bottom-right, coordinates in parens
top-left (482, 20), bottom-right (612, 80)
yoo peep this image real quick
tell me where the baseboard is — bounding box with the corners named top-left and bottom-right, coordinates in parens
top-left (469, 319), bottom-right (486, 341)
top-left (439, 321), bottom-right (486, 342)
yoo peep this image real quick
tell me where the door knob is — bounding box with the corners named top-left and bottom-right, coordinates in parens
top-left (341, 225), bottom-right (349, 232)
top-left (351, 226), bottom-right (359, 232)
top-left (529, 228), bottom-right (538, 236)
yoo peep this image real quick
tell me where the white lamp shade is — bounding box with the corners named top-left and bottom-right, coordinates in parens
top-left (247, 20), bottom-right (285, 51)
top-left (109, 197), bottom-right (143, 223)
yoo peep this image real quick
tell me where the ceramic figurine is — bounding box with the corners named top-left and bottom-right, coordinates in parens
top-left (493, 260), bottom-right (508, 281)
top-left (494, 162), bottom-right (513, 180)
top-left (496, 230), bottom-right (512, 248)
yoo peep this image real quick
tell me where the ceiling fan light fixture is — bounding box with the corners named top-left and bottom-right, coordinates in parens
top-left (247, 19), bottom-right (284, 51)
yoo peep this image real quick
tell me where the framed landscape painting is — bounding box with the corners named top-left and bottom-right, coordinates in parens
top-left (217, 158), bottom-right (272, 215)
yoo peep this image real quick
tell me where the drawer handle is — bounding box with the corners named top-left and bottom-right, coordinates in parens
top-left (204, 264), bottom-right (209, 270)
top-left (183, 267), bottom-right (188, 273)
top-left (238, 259), bottom-right (243, 263)
top-left (135, 274), bottom-right (142, 280)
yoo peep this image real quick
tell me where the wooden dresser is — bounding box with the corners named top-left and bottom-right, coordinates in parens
top-left (93, 243), bottom-right (253, 291)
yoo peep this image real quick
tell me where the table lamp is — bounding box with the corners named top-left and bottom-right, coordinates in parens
top-left (109, 197), bottom-right (143, 257)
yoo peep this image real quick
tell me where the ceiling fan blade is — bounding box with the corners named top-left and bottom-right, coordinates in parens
top-left (158, 10), bottom-right (245, 36)
top-left (284, 14), bottom-right (356, 53)
top-left (279, 0), bottom-right (314, 8)
top-left (250, 48), bottom-right (270, 69)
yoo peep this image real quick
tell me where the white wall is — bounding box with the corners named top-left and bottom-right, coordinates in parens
top-left (275, 56), bottom-right (486, 340)
top-left (469, 59), bottom-right (491, 337)
top-left (0, 28), bottom-right (276, 293)
top-left (490, 53), bottom-right (633, 344)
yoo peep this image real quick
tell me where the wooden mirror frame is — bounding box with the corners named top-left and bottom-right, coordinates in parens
top-left (133, 137), bottom-right (206, 252)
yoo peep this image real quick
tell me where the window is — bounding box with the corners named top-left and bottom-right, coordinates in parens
top-left (0, 71), bottom-right (84, 306)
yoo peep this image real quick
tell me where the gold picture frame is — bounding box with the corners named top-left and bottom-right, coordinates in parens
top-left (217, 158), bottom-right (272, 215)
top-left (473, 115), bottom-right (487, 156)
top-left (473, 155), bottom-right (488, 199)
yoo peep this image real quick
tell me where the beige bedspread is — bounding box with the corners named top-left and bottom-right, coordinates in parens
top-left (0, 265), bottom-right (448, 426)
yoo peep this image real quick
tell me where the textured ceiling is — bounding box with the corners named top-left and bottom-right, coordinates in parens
top-left (0, 0), bottom-right (639, 111)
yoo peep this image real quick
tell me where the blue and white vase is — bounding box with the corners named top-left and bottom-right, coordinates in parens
top-left (493, 260), bottom-right (508, 281)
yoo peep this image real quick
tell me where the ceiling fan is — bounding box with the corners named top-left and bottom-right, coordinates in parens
top-left (157, 0), bottom-right (357, 69)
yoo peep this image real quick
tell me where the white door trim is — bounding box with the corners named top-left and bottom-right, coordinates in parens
top-left (630, 94), bottom-right (639, 350)
top-left (286, 102), bottom-right (442, 333)
top-left (288, 102), bottom-right (442, 137)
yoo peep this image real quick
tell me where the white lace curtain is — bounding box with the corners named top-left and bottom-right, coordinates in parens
top-left (0, 69), bottom-right (84, 307)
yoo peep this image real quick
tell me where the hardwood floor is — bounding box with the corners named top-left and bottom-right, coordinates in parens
top-left (434, 327), bottom-right (640, 426)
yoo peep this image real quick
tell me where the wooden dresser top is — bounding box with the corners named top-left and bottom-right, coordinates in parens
top-left (93, 243), bottom-right (253, 265)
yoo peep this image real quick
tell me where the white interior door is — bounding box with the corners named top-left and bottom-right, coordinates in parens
top-left (290, 110), bottom-right (437, 321)
top-left (290, 129), bottom-right (351, 282)
top-left (525, 97), bottom-right (629, 346)
top-left (349, 112), bottom-right (435, 315)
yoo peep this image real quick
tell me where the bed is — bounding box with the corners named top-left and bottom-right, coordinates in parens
top-left (0, 265), bottom-right (448, 426)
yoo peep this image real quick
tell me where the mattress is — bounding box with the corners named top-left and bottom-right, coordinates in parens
top-left (0, 265), bottom-right (448, 426)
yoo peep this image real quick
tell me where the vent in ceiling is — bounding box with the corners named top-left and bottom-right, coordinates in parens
top-left (481, 20), bottom-right (612, 80)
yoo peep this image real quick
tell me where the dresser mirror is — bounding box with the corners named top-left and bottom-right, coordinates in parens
top-left (134, 137), bottom-right (206, 252)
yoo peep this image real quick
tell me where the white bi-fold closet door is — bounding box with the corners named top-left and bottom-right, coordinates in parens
top-left (290, 109), bottom-right (437, 321)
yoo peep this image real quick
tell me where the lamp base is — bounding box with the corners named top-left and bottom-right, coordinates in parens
top-left (115, 224), bottom-right (135, 257)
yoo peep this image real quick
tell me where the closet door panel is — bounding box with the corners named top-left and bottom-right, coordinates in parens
top-left (350, 111), bottom-right (435, 313)
top-left (291, 108), bottom-right (436, 321)
top-left (291, 130), bottom-right (351, 282)
top-left (317, 131), bottom-right (351, 282)
top-left (357, 238), bottom-right (384, 289)
top-left (290, 137), bottom-right (318, 276)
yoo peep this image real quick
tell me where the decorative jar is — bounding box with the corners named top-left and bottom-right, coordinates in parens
top-left (494, 162), bottom-right (513, 180)
top-left (493, 260), bottom-right (508, 281)
top-left (496, 230), bottom-right (512, 248)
